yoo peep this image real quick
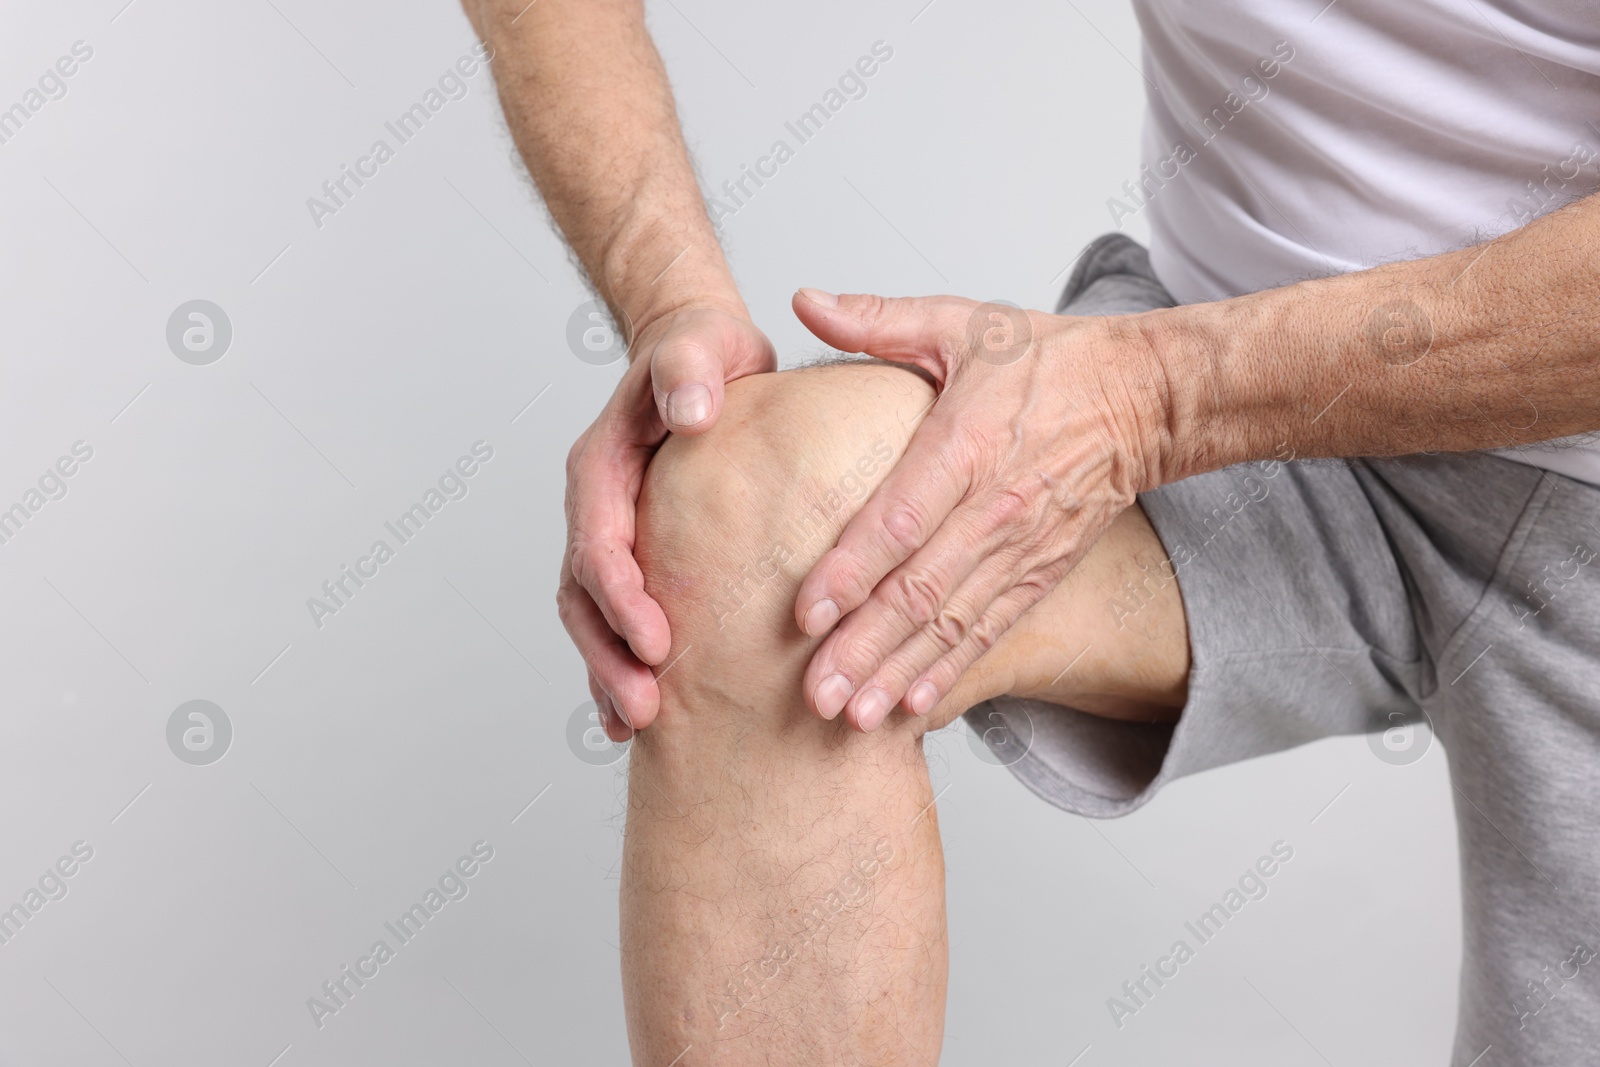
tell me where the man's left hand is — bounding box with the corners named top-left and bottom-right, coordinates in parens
top-left (789, 287), bottom-right (1177, 731)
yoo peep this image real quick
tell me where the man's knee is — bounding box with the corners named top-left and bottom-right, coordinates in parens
top-left (634, 362), bottom-right (934, 729)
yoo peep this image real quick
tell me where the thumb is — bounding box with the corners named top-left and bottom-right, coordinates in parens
top-left (792, 289), bottom-right (968, 373)
top-left (648, 316), bottom-right (727, 434)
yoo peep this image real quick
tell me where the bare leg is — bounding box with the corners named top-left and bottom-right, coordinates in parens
top-left (622, 361), bottom-right (1187, 1065)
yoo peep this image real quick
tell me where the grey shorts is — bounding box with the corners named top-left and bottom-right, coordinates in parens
top-left (964, 233), bottom-right (1600, 1065)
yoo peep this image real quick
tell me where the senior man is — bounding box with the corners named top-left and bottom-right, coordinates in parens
top-left (466, 0), bottom-right (1600, 1061)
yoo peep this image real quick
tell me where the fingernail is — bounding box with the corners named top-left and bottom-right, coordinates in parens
top-left (665, 383), bottom-right (712, 427)
top-left (798, 287), bottom-right (839, 308)
top-left (596, 694), bottom-right (616, 732)
top-left (906, 681), bottom-right (937, 717)
top-left (612, 696), bottom-right (634, 731)
top-left (803, 598), bottom-right (840, 637)
top-left (816, 673), bottom-right (854, 719)
top-left (855, 687), bottom-right (893, 731)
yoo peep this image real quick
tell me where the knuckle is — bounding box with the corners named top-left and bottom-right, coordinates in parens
top-left (858, 293), bottom-right (890, 335)
top-left (1019, 568), bottom-right (1058, 597)
top-left (654, 331), bottom-right (711, 373)
top-left (929, 603), bottom-right (971, 651)
top-left (564, 434), bottom-right (588, 480)
top-left (824, 558), bottom-right (875, 609)
top-left (989, 486), bottom-right (1032, 527)
top-left (952, 432), bottom-right (1008, 487)
top-left (568, 536), bottom-right (618, 595)
top-left (966, 611), bottom-right (1003, 655)
top-left (890, 569), bottom-right (944, 627)
top-left (881, 500), bottom-right (928, 552)
top-left (945, 428), bottom-right (984, 468)
top-left (566, 539), bottom-right (593, 586)
top-left (935, 330), bottom-right (967, 365)
top-left (865, 662), bottom-right (925, 707)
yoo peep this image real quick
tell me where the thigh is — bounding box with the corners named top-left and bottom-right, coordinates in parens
top-left (1398, 460), bottom-right (1600, 1063)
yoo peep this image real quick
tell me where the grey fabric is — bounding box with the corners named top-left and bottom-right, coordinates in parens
top-left (964, 231), bottom-right (1600, 1065)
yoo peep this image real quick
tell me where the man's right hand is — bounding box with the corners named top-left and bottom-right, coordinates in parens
top-left (559, 304), bottom-right (775, 740)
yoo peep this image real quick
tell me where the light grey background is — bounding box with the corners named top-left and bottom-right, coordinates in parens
top-left (0, 1), bottom-right (1459, 1063)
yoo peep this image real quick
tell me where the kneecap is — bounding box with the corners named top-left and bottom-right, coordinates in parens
top-left (635, 363), bottom-right (933, 712)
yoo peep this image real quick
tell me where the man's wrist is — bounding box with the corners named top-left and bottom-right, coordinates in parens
top-left (1137, 269), bottom-right (1410, 484)
top-left (1135, 294), bottom-right (1271, 486)
top-left (596, 203), bottom-right (749, 351)
top-left (1138, 253), bottom-right (1516, 484)
top-left (625, 284), bottom-right (750, 346)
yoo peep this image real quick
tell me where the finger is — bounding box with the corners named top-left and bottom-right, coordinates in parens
top-left (795, 410), bottom-right (973, 640)
top-left (587, 670), bottom-right (634, 743)
top-left (648, 315), bottom-right (729, 433)
top-left (559, 574), bottom-right (661, 730)
top-left (568, 531), bottom-right (672, 665)
top-left (565, 426), bottom-right (672, 666)
top-left (827, 520), bottom-right (1030, 730)
top-left (884, 577), bottom-right (1052, 730)
top-left (792, 290), bottom-right (972, 378)
top-left (813, 472), bottom-right (1071, 727)
top-left (802, 493), bottom-right (1005, 720)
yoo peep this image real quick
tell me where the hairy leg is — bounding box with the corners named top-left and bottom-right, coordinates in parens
top-left (621, 360), bottom-right (1186, 1065)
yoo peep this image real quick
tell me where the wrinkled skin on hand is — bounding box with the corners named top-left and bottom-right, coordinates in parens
top-left (787, 289), bottom-right (1172, 732)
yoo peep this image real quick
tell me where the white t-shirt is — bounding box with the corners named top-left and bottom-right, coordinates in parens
top-left (1128, 0), bottom-right (1600, 486)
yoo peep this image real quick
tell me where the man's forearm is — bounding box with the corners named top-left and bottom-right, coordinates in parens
top-left (466, 0), bottom-right (745, 338)
top-left (1151, 192), bottom-right (1600, 480)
